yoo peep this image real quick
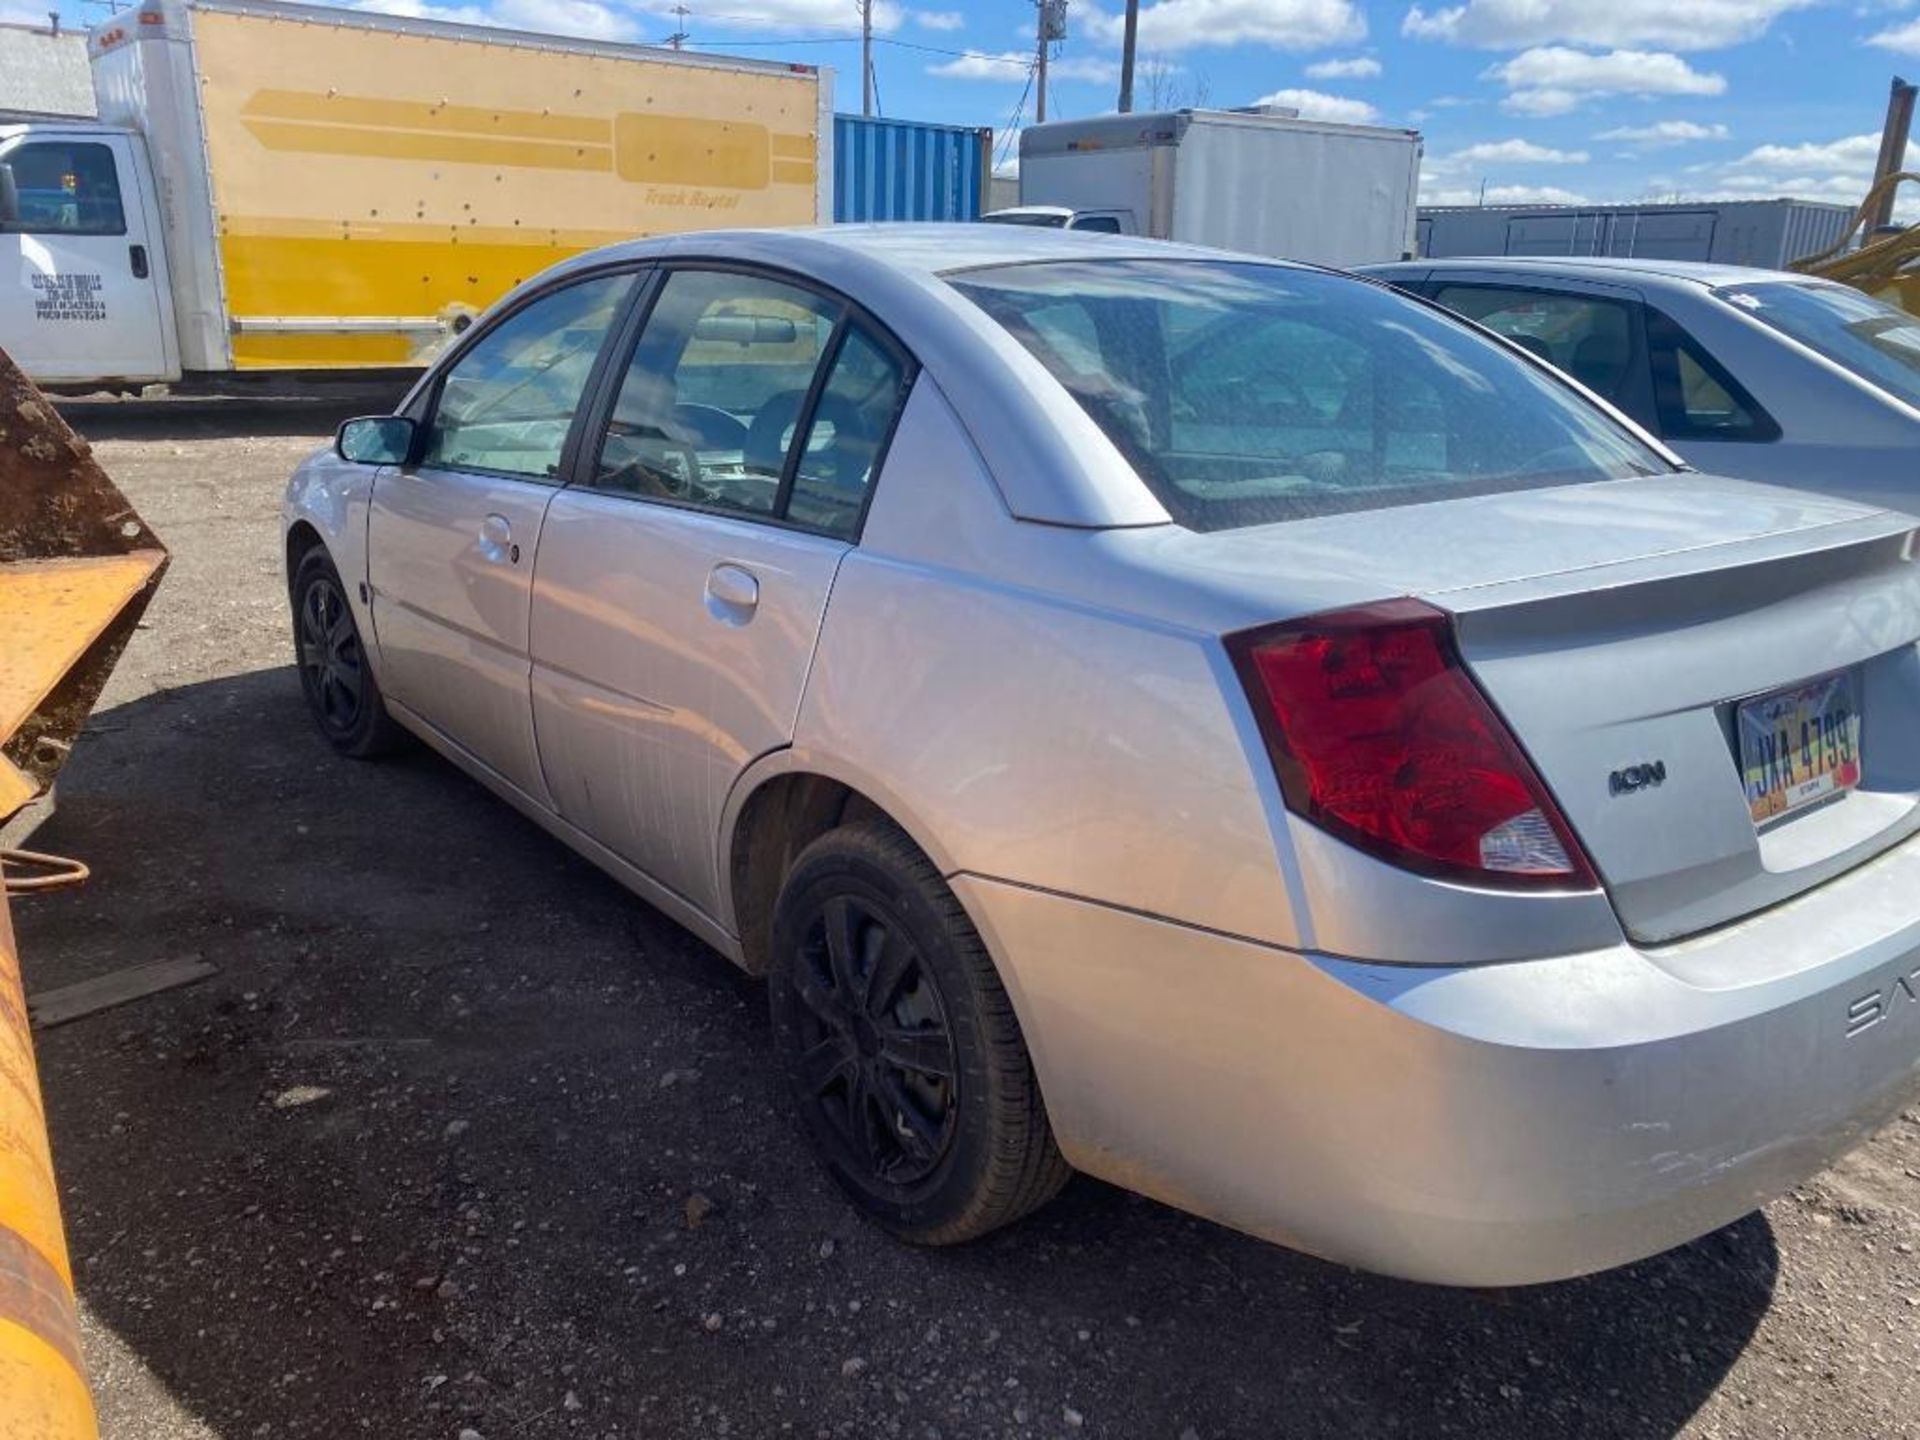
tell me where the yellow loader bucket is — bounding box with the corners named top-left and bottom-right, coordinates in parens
top-left (0, 344), bottom-right (167, 1440)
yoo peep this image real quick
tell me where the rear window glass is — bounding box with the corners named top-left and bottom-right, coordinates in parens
top-left (949, 260), bottom-right (1667, 532)
top-left (1718, 280), bottom-right (1920, 413)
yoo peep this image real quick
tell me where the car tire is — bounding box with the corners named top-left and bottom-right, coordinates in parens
top-left (290, 547), bottom-right (404, 759)
top-left (768, 819), bottom-right (1070, 1244)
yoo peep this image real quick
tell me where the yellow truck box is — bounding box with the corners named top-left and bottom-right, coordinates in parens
top-left (0, 0), bottom-right (831, 386)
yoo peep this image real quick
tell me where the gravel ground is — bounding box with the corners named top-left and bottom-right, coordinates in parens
top-left (11, 395), bottom-right (1920, 1440)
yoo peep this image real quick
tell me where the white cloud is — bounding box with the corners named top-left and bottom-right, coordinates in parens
top-left (915, 9), bottom-right (965, 29)
top-left (642, 0), bottom-right (907, 32)
top-left (1486, 46), bottom-right (1725, 115)
top-left (1401, 0), bottom-right (1815, 51)
top-left (1080, 0), bottom-right (1365, 52)
top-left (497, 0), bottom-right (637, 37)
top-left (1445, 137), bottom-right (1589, 164)
top-left (353, 0), bottom-right (504, 27)
top-left (1596, 119), bottom-right (1731, 147)
top-left (992, 126), bottom-right (1024, 177)
top-left (929, 49), bottom-right (1115, 82)
top-left (1305, 55), bottom-right (1381, 78)
top-left (1423, 182), bottom-right (1590, 205)
top-left (1868, 16), bottom-right (1920, 52)
top-left (1254, 87), bottom-right (1380, 123)
top-left (1691, 132), bottom-right (1917, 217)
top-left (927, 49), bottom-right (1034, 79)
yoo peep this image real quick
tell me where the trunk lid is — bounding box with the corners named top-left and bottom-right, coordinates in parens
top-left (1144, 473), bottom-right (1920, 944)
top-left (1443, 507), bottom-right (1920, 944)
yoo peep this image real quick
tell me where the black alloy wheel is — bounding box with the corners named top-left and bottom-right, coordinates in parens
top-left (769, 820), bottom-right (1070, 1244)
top-left (290, 548), bottom-right (403, 758)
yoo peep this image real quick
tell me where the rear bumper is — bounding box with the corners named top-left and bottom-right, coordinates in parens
top-left (954, 844), bottom-right (1920, 1287)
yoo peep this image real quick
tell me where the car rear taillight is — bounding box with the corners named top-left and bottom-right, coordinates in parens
top-left (1228, 598), bottom-right (1598, 891)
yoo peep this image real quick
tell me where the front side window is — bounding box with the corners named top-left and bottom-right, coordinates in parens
top-left (3, 142), bottom-right (125, 236)
top-left (422, 271), bottom-right (634, 480)
top-left (1431, 284), bottom-right (1639, 404)
top-left (952, 260), bottom-right (1665, 532)
top-left (592, 268), bottom-right (912, 535)
top-left (1719, 280), bottom-right (1920, 414)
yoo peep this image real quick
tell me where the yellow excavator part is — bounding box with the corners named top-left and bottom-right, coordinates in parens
top-left (1790, 170), bottom-right (1920, 314)
top-left (0, 344), bottom-right (169, 1440)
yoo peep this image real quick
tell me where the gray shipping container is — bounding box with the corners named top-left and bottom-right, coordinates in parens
top-left (833, 113), bottom-right (991, 224)
top-left (1416, 198), bottom-right (1853, 269)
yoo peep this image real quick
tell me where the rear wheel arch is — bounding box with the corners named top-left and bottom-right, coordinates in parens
top-left (726, 770), bottom-right (893, 976)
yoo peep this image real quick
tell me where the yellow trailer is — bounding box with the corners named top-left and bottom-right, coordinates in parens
top-left (1, 0), bottom-right (831, 389)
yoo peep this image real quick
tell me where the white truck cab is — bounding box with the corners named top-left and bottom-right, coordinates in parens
top-left (0, 121), bottom-right (179, 386)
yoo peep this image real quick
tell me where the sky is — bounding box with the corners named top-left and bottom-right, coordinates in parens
top-left (25, 0), bottom-right (1920, 213)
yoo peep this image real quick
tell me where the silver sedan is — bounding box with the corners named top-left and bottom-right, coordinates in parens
top-left (284, 226), bottom-right (1920, 1286)
top-left (1363, 256), bottom-right (1920, 516)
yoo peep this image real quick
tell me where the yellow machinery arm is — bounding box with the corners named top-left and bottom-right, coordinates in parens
top-left (1789, 170), bottom-right (1920, 313)
top-left (0, 345), bottom-right (167, 1440)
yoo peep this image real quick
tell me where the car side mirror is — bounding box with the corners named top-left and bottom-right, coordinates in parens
top-left (0, 164), bottom-right (20, 232)
top-left (335, 415), bottom-right (416, 465)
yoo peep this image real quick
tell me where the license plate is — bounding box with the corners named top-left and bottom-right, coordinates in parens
top-left (1737, 671), bottom-right (1863, 825)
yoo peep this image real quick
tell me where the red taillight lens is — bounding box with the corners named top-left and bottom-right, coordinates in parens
top-left (1228, 598), bottom-right (1598, 891)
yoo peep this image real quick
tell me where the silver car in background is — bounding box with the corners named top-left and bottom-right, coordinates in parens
top-left (1363, 256), bottom-right (1920, 516)
top-left (284, 227), bottom-right (1920, 1287)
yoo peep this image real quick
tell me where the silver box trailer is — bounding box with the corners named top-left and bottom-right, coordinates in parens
top-left (1416, 199), bottom-right (1854, 269)
top-left (1016, 107), bottom-right (1423, 266)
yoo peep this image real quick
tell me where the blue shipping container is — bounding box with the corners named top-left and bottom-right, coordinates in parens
top-left (833, 114), bottom-right (991, 223)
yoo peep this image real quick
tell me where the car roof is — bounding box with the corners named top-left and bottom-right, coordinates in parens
top-left (529, 224), bottom-right (1277, 531)
top-left (1360, 256), bottom-right (1800, 290)
top-left (544, 222), bottom-right (1250, 282)
top-left (982, 205), bottom-right (1075, 219)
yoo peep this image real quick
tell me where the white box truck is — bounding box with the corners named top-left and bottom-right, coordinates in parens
top-left (0, 0), bottom-right (833, 392)
top-left (1003, 107), bottom-right (1422, 266)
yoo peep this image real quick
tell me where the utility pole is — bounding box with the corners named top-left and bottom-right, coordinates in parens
top-left (1870, 75), bottom-right (1918, 231)
top-left (859, 0), bottom-right (873, 116)
top-left (1034, 0), bottom-right (1064, 124)
top-left (1117, 0), bottom-right (1138, 112)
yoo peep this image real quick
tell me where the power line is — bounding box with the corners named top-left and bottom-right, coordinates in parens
top-left (683, 33), bottom-right (1031, 68)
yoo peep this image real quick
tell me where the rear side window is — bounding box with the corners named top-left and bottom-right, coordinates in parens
top-left (1431, 285), bottom-right (1638, 406)
top-left (951, 260), bottom-right (1665, 532)
top-left (3, 141), bottom-right (125, 236)
top-left (590, 267), bottom-right (914, 538)
top-left (786, 326), bottom-right (913, 538)
top-left (1644, 308), bottom-right (1777, 442)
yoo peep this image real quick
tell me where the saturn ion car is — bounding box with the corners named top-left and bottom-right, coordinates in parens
top-left (284, 227), bottom-right (1920, 1286)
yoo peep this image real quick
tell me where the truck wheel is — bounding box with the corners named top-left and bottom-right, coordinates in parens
top-left (291, 548), bottom-right (403, 759)
top-left (768, 820), bottom-right (1070, 1243)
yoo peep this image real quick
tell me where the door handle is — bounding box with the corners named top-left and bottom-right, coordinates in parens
top-left (705, 563), bottom-right (759, 623)
top-left (129, 244), bottom-right (149, 279)
top-left (479, 513), bottom-right (518, 564)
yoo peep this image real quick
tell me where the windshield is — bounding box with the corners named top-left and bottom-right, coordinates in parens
top-left (1717, 280), bottom-right (1920, 413)
top-left (949, 260), bottom-right (1666, 532)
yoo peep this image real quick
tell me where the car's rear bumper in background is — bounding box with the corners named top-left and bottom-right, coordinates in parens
top-left (953, 837), bottom-right (1920, 1287)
